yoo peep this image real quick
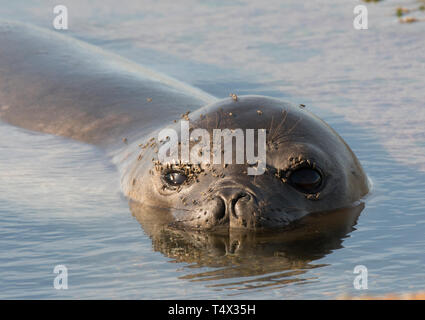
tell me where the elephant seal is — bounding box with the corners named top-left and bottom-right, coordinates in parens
top-left (125, 96), bottom-right (369, 231)
top-left (0, 21), bottom-right (369, 232)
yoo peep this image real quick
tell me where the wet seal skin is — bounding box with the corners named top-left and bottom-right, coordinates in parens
top-left (0, 21), bottom-right (369, 234)
top-left (127, 96), bottom-right (369, 232)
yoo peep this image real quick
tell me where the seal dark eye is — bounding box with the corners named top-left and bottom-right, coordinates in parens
top-left (164, 172), bottom-right (187, 186)
top-left (289, 168), bottom-right (322, 193)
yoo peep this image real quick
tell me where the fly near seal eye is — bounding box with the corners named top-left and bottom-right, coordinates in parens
top-left (164, 172), bottom-right (187, 186)
top-left (289, 168), bottom-right (322, 193)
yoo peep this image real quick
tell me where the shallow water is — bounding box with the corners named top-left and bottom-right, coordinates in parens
top-left (0, 0), bottom-right (424, 299)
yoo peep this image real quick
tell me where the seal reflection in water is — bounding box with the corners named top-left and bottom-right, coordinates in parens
top-left (0, 21), bottom-right (369, 278)
top-left (132, 200), bottom-right (364, 289)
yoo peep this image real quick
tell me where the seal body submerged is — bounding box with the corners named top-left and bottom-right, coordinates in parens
top-left (0, 21), bottom-right (369, 232)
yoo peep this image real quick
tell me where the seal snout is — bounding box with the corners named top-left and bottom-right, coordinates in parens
top-left (213, 188), bottom-right (258, 229)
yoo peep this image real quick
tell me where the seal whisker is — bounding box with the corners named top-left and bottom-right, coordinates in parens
top-left (285, 117), bottom-right (302, 136)
top-left (268, 110), bottom-right (288, 147)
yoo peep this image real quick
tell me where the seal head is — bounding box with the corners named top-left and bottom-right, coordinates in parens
top-left (125, 96), bottom-right (369, 231)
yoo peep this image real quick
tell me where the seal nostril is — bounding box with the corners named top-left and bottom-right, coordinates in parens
top-left (234, 192), bottom-right (248, 202)
top-left (211, 197), bottom-right (226, 221)
top-left (230, 192), bottom-right (249, 218)
top-left (214, 189), bottom-right (255, 222)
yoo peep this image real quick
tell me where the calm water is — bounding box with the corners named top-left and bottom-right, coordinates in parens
top-left (0, 0), bottom-right (424, 299)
